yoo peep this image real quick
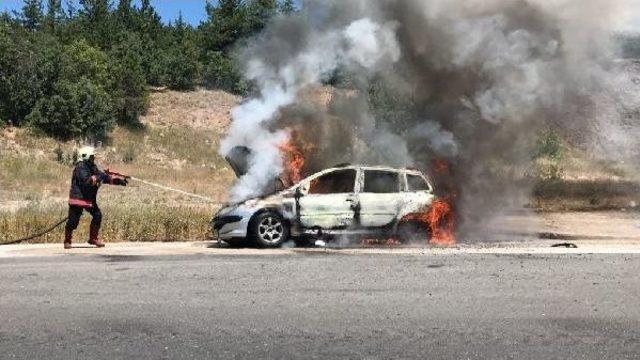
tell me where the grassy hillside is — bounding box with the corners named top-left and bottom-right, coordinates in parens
top-left (0, 89), bottom-right (240, 243)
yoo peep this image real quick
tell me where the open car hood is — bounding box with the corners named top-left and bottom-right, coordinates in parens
top-left (224, 146), bottom-right (288, 203)
top-left (225, 146), bottom-right (252, 178)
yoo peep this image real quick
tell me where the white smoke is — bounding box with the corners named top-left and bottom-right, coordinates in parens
top-left (221, 18), bottom-right (401, 201)
top-left (409, 121), bottom-right (459, 159)
top-left (448, 15), bottom-right (562, 124)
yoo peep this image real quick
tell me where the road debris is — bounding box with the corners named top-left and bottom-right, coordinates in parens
top-left (551, 242), bottom-right (578, 248)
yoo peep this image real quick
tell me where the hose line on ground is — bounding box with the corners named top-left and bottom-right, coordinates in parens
top-left (0, 217), bottom-right (68, 246)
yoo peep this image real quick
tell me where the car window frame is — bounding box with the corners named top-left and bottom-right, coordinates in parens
top-left (404, 171), bottom-right (433, 193)
top-left (305, 168), bottom-right (359, 195)
top-left (360, 168), bottom-right (402, 194)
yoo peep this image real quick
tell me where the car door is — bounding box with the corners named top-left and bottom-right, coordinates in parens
top-left (297, 168), bottom-right (358, 229)
top-left (400, 172), bottom-right (436, 215)
top-left (358, 169), bottom-right (403, 227)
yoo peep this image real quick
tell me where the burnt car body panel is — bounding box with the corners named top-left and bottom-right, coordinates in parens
top-left (212, 165), bottom-right (436, 243)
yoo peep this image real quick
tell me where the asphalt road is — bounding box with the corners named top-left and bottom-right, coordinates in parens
top-left (1, 251), bottom-right (639, 359)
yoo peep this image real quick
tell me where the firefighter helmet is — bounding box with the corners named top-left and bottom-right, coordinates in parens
top-left (78, 146), bottom-right (96, 161)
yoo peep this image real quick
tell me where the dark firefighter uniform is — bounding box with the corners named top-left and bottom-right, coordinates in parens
top-left (64, 160), bottom-right (128, 248)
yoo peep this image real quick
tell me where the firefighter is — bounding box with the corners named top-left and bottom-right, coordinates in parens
top-left (64, 146), bottom-right (128, 249)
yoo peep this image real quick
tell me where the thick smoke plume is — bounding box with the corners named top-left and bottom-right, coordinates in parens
top-left (220, 17), bottom-right (401, 200)
top-left (220, 0), bottom-right (640, 238)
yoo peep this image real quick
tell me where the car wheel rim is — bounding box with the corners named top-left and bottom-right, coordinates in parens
top-left (258, 216), bottom-right (284, 244)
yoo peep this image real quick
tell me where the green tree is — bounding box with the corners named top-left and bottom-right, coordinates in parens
top-left (163, 18), bottom-right (201, 90)
top-left (279, 0), bottom-right (295, 14)
top-left (20, 0), bottom-right (44, 30)
top-left (246, 0), bottom-right (277, 34)
top-left (23, 37), bottom-right (117, 139)
top-left (59, 38), bottom-right (110, 86)
top-left (200, 0), bottom-right (248, 53)
top-left (132, 0), bottom-right (165, 85)
top-left (44, 0), bottom-right (65, 32)
top-left (0, 24), bottom-right (60, 124)
top-left (173, 11), bottom-right (187, 38)
top-left (163, 46), bottom-right (200, 91)
top-left (108, 32), bottom-right (149, 124)
top-left (199, 0), bottom-right (253, 93)
top-left (79, 0), bottom-right (110, 22)
top-left (134, 0), bottom-right (162, 35)
top-left (78, 0), bottom-right (114, 49)
top-left (0, 12), bottom-right (11, 23)
top-left (27, 78), bottom-right (115, 140)
top-left (202, 51), bottom-right (246, 93)
top-left (115, 0), bottom-right (134, 30)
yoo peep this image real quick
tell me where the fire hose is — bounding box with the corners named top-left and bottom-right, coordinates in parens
top-left (0, 173), bottom-right (218, 246)
top-left (0, 217), bottom-right (69, 246)
top-left (128, 177), bottom-right (217, 203)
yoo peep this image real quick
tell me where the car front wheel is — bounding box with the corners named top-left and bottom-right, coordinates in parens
top-left (249, 211), bottom-right (289, 248)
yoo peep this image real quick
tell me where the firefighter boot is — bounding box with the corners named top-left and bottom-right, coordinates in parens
top-left (64, 228), bottom-right (73, 249)
top-left (88, 224), bottom-right (105, 248)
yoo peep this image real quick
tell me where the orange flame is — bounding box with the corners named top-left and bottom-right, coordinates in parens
top-left (400, 158), bottom-right (457, 246)
top-left (428, 159), bottom-right (457, 245)
top-left (401, 198), bottom-right (456, 246)
top-left (278, 130), bottom-right (306, 185)
top-left (426, 198), bottom-right (456, 246)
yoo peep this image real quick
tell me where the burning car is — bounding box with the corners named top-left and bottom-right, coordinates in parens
top-left (212, 163), bottom-right (438, 247)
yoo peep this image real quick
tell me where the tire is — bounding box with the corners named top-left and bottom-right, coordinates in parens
top-left (397, 221), bottom-right (430, 244)
top-left (249, 211), bottom-right (289, 248)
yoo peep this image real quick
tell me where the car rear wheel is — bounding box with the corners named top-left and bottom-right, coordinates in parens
top-left (249, 211), bottom-right (289, 248)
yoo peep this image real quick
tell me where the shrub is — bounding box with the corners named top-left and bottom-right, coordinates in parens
top-left (533, 130), bottom-right (563, 161)
top-left (162, 41), bottom-right (201, 91)
top-left (53, 146), bottom-right (64, 163)
top-left (59, 38), bottom-right (110, 87)
top-left (532, 130), bottom-right (564, 180)
top-left (122, 147), bottom-right (136, 163)
top-left (202, 51), bottom-right (247, 94)
top-left (27, 79), bottom-right (115, 140)
top-left (0, 25), bottom-right (61, 124)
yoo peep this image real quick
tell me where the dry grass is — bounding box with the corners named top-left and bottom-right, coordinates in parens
top-left (531, 178), bottom-right (640, 211)
top-left (528, 143), bottom-right (640, 211)
top-left (0, 203), bottom-right (215, 244)
top-left (1, 153), bottom-right (69, 198)
top-left (143, 89), bottom-right (240, 130)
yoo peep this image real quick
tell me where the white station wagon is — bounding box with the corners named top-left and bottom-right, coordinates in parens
top-left (212, 165), bottom-right (437, 247)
